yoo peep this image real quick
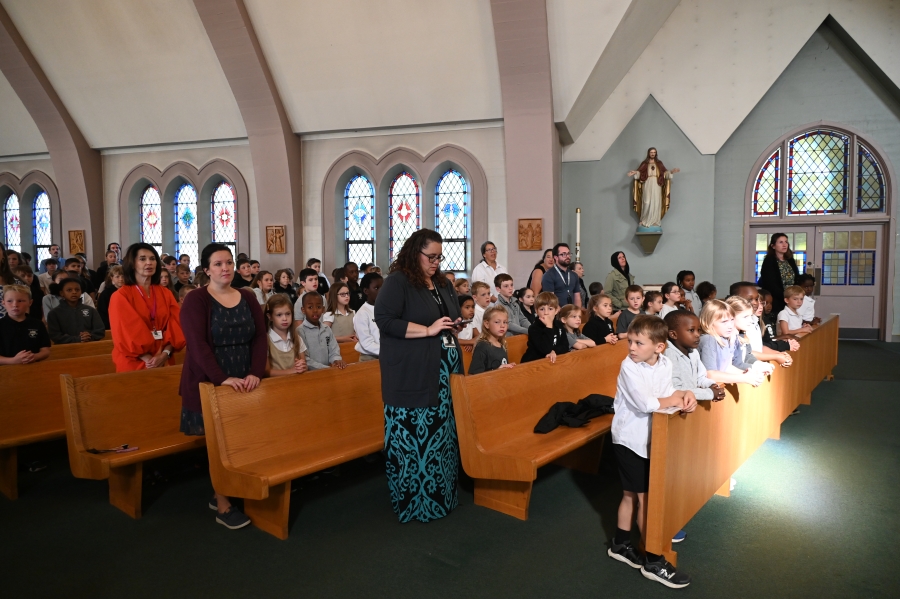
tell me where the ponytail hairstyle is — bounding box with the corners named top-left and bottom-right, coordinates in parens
top-left (559, 304), bottom-right (583, 332)
top-left (265, 294), bottom-right (304, 360)
top-left (326, 282), bottom-right (350, 314)
top-left (699, 299), bottom-right (735, 348)
top-left (641, 290), bottom-right (662, 311)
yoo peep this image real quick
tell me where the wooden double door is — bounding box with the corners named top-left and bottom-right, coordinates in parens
top-left (747, 224), bottom-right (887, 339)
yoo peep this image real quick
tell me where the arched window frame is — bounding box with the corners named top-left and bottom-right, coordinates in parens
top-left (344, 174), bottom-right (376, 266)
top-left (140, 184), bottom-right (163, 255)
top-left (434, 169), bottom-right (469, 273)
top-left (3, 192), bottom-right (21, 252)
top-left (747, 125), bottom-right (890, 221)
top-left (210, 181), bottom-right (237, 255)
top-left (174, 183), bottom-right (199, 267)
top-left (32, 190), bottom-right (52, 263)
top-left (388, 171), bottom-right (420, 261)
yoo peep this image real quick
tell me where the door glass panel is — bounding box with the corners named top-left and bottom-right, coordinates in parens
top-left (822, 231), bottom-right (834, 249)
top-left (793, 252), bottom-right (807, 274)
top-left (822, 251), bottom-right (847, 285)
top-left (755, 252), bottom-right (767, 282)
top-left (849, 231), bottom-right (862, 249)
top-left (849, 251), bottom-right (875, 285)
top-left (756, 233), bottom-right (768, 251)
top-left (835, 231), bottom-right (849, 249)
top-left (863, 231), bottom-right (877, 249)
top-left (794, 232), bottom-right (807, 251)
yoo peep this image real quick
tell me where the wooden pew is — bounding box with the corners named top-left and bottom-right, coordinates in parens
top-left (338, 341), bottom-right (361, 363)
top-left (200, 360), bottom-right (383, 539)
top-left (450, 342), bottom-right (629, 519)
top-left (45, 340), bottom-right (114, 360)
top-left (645, 315), bottom-right (839, 565)
top-left (0, 355), bottom-right (117, 500)
top-left (461, 334), bottom-right (528, 374)
top-left (61, 366), bottom-right (204, 518)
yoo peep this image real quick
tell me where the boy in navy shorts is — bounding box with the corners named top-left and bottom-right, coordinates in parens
top-left (608, 315), bottom-right (696, 588)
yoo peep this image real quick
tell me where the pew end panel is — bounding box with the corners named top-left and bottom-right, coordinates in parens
top-left (338, 341), bottom-right (361, 364)
top-left (62, 366), bottom-right (204, 518)
top-left (451, 343), bottom-right (627, 519)
top-left (201, 361), bottom-right (385, 538)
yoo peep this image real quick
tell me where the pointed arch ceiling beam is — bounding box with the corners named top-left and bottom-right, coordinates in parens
top-left (193, 0), bottom-right (302, 269)
top-left (558, 0), bottom-right (680, 145)
top-left (0, 3), bottom-right (104, 261)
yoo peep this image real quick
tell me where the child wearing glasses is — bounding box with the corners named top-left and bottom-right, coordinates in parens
top-left (323, 282), bottom-right (358, 343)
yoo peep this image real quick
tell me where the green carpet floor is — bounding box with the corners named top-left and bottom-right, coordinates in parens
top-left (2, 341), bottom-right (898, 598)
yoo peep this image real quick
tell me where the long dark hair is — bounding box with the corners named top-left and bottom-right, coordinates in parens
top-left (0, 241), bottom-right (14, 285)
top-left (610, 251), bottom-right (630, 278)
top-left (533, 248), bottom-right (552, 271)
top-left (121, 243), bottom-right (162, 286)
top-left (390, 229), bottom-right (447, 288)
top-left (764, 233), bottom-right (799, 271)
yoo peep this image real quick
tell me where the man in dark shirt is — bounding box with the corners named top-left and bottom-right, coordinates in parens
top-left (64, 258), bottom-right (96, 302)
top-left (0, 284), bottom-right (51, 364)
top-left (344, 262), bottom-right (366, 311)
top-left (541, 243), bottom-right (581, 308)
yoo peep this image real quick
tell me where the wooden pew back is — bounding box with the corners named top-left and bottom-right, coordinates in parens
top-left (45, 340), bottom-right (114, 360)
top-left (461, 334), bottom-right (528, 374)
top-left (458, 343), bottom-right (626, 454)
top-left (645, 315), bottom-right (839, 565)
top-left (206, 361), bottom-right (382, 472)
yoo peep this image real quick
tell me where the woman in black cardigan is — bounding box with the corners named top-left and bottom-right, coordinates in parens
top-left (757, 232), bottom-right (800, 316)
top-left (374, 229), bottom-right (464, 523)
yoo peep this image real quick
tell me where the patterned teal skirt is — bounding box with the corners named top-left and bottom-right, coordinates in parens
top-left (383, 343), bottom-right (462, 523)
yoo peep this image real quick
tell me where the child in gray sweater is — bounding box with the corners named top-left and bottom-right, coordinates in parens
top-left (47, 278), bottom-right (105, 344)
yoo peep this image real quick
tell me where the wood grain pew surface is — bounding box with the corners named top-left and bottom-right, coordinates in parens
top-left (61, 365), bottom-right (204, 518)
top-left (0, 354), bottom-right (118, 500)
top-left (645, 315), bottom-right (839, 566)
top-left (451, 341), bottom-right (629, 520)
top-left (200, 360), bottom-right (383, 539)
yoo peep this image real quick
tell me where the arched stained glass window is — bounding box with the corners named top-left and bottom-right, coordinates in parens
top-left (3, 193), bottom-right (20, 252)
top-left (388, 172), bottom-right (420, 261)
top-left (211, 181), bottom-right (237, 254)
top-left (32, 191), bottom-right (52, 263)
top-left (140, 185), bottom-right (163, 255)
top-left (174, 183), bottom-right (199, 268)
top-left (752, 149), bottom-right (779, 217)
top-left (857, 142), bottom-right (885, 213)
top-left (788, 129), bottom-right (849, 215)
top-left (344, 175), bottom-right (375, 266)
top-left (434, 169), bottom-right (468, 272)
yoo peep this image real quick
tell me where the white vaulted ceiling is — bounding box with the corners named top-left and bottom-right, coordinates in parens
top-left (0, 0), bottom-right (246, 149)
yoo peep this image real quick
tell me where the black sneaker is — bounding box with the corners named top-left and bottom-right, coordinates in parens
top-left (607, 539), bottom-right (643, 569)
top-left (641, 558), bottom-right (691, 589)
top-left (215, 506), bottom-right (251, 530)
top-left (209, 494), bottom-right (218, 511)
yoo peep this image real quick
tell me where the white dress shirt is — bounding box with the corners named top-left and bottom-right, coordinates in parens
top-left (797, 295), bottom-right (816, 322)
top-left (470, 260), bottom-right (507, 288)
top-left (353, 302), bottom-right (380, 357)
top-left (612, 354), bottom-right (675, 459)
top-left (268, 327), bottom-right (307, 354)
top-left (777, 307), bottom-right (804, 330)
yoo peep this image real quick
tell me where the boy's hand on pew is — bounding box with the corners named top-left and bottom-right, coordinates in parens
top-left (605, 334), bottom-right (617, 345)
top-left (79, 331), bottom-right (92, 343)
top-left (710, 383), bottom-right (726, 401)
top-left (330, 359), bottom-right (346, 369)
top-left (547, 351), bottom-right (557, 364)
top-left (499, 362), bottom-right (516, 369)
top-left (682, 391), bottom-right (697, 413)
top-left (5, 350), bottom-right (35, 365)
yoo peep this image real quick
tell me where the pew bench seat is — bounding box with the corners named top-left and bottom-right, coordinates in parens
top-left (61, 365), bottom-right (202, 518)
top-left (451, 342), bottom-right (628, 520)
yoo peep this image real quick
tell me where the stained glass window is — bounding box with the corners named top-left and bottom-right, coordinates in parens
top-left (821, 251), bottom-right (847, 285)
top-left (32, 191), bottom-right (52, 263)
top-left (211, 181), bottom-right (237, 254)
top-left (849, 251), bottom-right (875, 285)
top-left (174, 184), bottom-right (199, 268)
top-left (4, 193), bottom-right (20, 252)
top-left (752, 149), bottom-right (779, 217)
top-left (140, 185), bottom-right (163, 255)
top-left (788, 130), bottom-right (849, 215)
top-left (434, 170), bottom-right (468, 273)
top-left (344, 175), bottom-right (375, 266)
top-left (388, 172), bottom-right (420, 261)
top-left (857, 143), bottom-right (885, 213)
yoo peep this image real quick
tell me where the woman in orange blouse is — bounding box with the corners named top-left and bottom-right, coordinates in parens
top-left (109, 243), bottom-right (186, 372)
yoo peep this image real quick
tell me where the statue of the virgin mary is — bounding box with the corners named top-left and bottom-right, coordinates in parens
top-left (627, 147), bottom-right (680, 231)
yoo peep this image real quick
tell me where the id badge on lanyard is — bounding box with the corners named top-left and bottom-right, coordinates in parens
top-left (136, 286), bottom-right (163, 339)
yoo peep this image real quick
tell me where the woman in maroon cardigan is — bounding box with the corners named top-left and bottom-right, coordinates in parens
top-left (180, 242), bottom-right (267, 530)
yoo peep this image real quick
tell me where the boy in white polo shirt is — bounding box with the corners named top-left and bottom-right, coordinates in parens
top-left (777, 285), bottom-right (813, 337)
top-left (608, 315), bottom-right (696, 589)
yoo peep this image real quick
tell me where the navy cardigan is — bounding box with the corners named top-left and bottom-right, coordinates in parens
top-left (178, 286), bottom-right (267, 413)
top-left (374, 271), bottom-right (460, 408)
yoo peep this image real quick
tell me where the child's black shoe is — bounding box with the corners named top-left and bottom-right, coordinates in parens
top-left (607, 539), bottom-right (643, 569)
top-left (641, 558), bottom-right (691, 588)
